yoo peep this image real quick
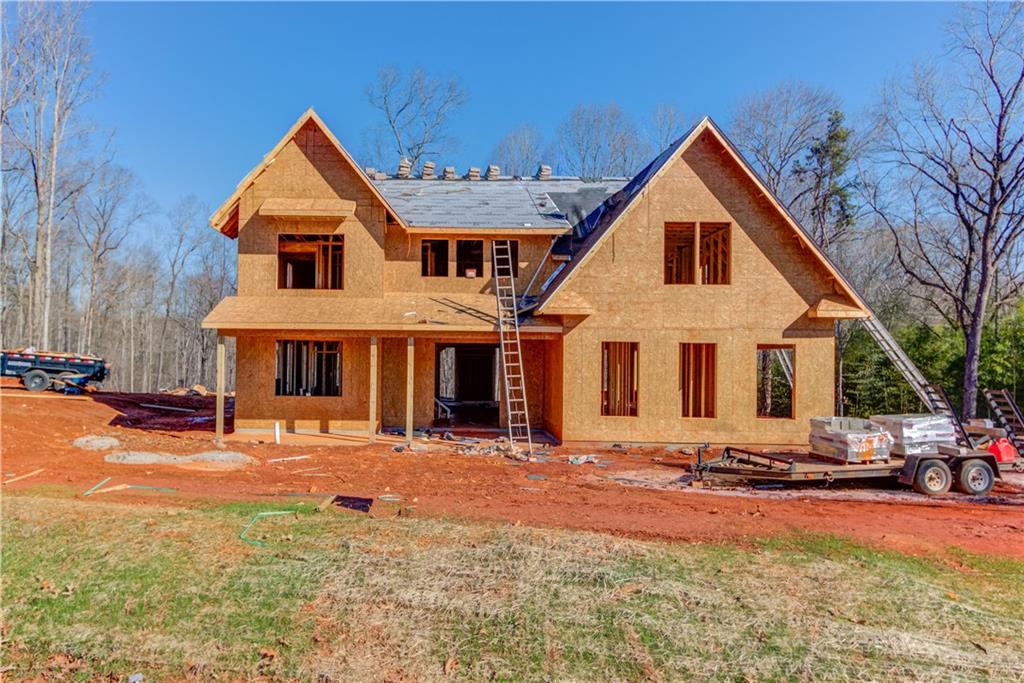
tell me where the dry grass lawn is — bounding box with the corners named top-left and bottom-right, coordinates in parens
top-left (3, 490), bottom-right (1023, 681)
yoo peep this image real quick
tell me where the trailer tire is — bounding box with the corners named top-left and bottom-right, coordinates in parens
top-left (913, 459), bottom-right (952, 496)
top-left (22, 369), bottom-right (51, 392)
top-left (956, 459), bottom-right (994, 496)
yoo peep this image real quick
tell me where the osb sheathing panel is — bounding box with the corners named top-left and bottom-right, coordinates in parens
top-left (236, 121), bottom-right (385, 298)
top-left (542, 335), bottom-right (564, 439)
top-left (553, 133), bottom-right (839, 445)
top-left (383, 231), bottom-right (557, 297)
top-left (234, 332), bottom-right (375, 432)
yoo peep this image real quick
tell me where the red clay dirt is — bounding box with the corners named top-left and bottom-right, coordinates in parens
top-left (2, 380), bottom-right (1023, 560)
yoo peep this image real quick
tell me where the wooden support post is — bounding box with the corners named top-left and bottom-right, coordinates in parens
top-left (693, 222), bottom-right (701, 285)
top-left (368, 336), bottom-right (378, 443)
top-left (405, 337), bottom-right (415, 444)
top-left (215, 335), bottom-right (226, 440)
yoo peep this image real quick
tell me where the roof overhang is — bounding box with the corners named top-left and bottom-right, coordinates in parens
top-left (202, 294), bottom-right (564, 335)
top-left (401, 226), bottom-right (571, 236)
top-left (258, 197), bottom-right (356, 220)
top-left (807, 294), bottom-right (869, 319)
top-left (209, 108), bottom-right (408, 238)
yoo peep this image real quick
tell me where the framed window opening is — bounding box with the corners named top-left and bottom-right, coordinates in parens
top-left (680, 343), bottom-right (716, 418)
top-left (756, 344), bottom-right (794, 419)
top-left (601, 341), bottom-right (639, 417)
top-left (491, 239), bottom-right (519, 278)
top-left (663, 222), bottom-right (730, 285)
top-left (456, 239), bottom-right (484, 278)
top-left (421, 239), bottom-right (449, 277)
top-left (664, 223), bottom-right (695, 284)
top-left (275, 340), bottom-right (342, 396)
top-left (278, 234), bottom-right (344, 289)
top-left (699, 222), bottom-right (730, 285)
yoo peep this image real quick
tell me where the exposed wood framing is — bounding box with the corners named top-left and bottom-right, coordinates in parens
top-left (405, 336), bottom-right (415, 443)
top-left (216, 335), bottom-right (225, 439)
top-left (369, 336), bottom-right (378, 442)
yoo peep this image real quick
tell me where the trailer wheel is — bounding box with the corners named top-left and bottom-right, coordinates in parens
top-left (22, 369), bottom-right (51, 392)
top-left (913, 459), bottom-right (952, 495)
top-left (956, 459), bottom-right (994, 496)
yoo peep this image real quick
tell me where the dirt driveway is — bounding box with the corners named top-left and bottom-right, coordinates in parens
top-left (2, 384), bottom-right (1022, 559)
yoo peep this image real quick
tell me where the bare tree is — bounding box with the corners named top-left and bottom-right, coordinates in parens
top-left (73, 164), bottom-right (149, 353)
top-left (155, 196), bottom-right (203, 390)
top-left (490, 123), bottom-right (544, 177)
top-left (865, 1), bottom-right (1024, 418)
top-left (649, 102), bottom-right (688, 152)
top-left (364, 66), bottom-right (468, 171)
top-left (5, 2), bottom-right (95, 348)
top-left (731, 82), bottom-right (840, 205)
top-left (556, 103), bottom-right (649, 178)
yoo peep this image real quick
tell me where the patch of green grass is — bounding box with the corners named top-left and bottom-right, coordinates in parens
top-left (3, 495), bottom-right (1023, 681)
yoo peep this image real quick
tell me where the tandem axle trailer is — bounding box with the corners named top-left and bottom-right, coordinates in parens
top-left (697, 445), bottom-right (1007, 497)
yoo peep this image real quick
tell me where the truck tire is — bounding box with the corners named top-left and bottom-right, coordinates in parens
top-left (22, 369), bottom-right (51, 392)
top-left (956, 459), bottom-right (994, 496)
top-left (912, 459), bottom-right (952, 495)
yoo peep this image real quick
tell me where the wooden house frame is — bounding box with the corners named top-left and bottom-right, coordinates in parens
top-left (204, 108), bottom-right (869, 446)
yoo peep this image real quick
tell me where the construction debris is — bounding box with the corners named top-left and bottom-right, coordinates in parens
top-left (139, 403), bottom-right (196, 414)
top-left (82, 476), bottom-right (112, 496)
top-left (569, 454), bottom-right (598, 465)
top-left (2, 468), bottom-right (44, 486)
top-left (266, 455), bottom-right (312, 464)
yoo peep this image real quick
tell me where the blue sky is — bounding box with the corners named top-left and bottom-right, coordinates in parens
top-left (84, 2), bottom-right (959, 216)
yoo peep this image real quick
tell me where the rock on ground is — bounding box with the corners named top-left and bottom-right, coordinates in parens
top-left (72, 435), bottom-right (122, 451)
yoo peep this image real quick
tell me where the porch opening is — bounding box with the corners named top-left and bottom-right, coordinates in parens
top-left (434, 343), bottom-right (500, 426)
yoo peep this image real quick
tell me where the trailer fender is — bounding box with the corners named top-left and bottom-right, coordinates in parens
top-left (898, 454), bottom-right (923, 486)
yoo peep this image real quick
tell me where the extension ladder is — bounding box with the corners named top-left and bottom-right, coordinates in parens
top-left (492, 240), bottom-right (533, 454)
top-left (859, 316), bottom-right (970, 445)
top-left (984, 388), bottom-right (1024, 452)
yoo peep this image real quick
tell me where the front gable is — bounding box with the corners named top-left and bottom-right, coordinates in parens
top-left (220, 112), bottom-right (399, 298)
top-left (537, 119), bottom-right (869, 325)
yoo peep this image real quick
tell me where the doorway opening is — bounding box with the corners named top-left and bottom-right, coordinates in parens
top-left (435, 343), bottom-right (500, 426)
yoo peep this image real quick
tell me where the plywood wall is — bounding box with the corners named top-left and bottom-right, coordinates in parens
top-left (550, 131), bottom-right (840, 445)
top-left (234, 331), bottom-right (374, 432)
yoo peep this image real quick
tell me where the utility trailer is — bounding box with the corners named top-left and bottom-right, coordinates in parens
top-left (698, 445), bottom-right (1003, 496)
top-left (0, 348), bottom-right (109, 393)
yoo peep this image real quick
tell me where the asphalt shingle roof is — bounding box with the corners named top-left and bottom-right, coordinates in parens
top-left (371, 177), bottom-right (628, 231)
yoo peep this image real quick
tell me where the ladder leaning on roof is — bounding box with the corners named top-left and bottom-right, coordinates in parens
top-left (492, 240), bottom-right (533, 455)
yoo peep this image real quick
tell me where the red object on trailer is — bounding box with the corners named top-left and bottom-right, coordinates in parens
top-left (988, 438), bottom-right (1018, 463)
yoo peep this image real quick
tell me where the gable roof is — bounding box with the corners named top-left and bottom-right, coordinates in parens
top-left (534, 117), bottom-right (871, 316)
top-left (209, 108), bottom-right (407, 237)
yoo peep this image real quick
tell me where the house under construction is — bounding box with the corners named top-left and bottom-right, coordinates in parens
top-left (203, 108), bottom-right (883, 446)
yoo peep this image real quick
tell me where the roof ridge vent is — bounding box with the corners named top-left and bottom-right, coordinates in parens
top-left (536, 164), bottom-right (552, 180)
top-left (421, 161), bottom-right (436, 180)
top-left (396, 157), bottom-right (412, 179)
top-left (466, 166), bottom-right (481, 181)
top-left (486, 164), bottom-right (500, 180)
top-left (442, 166), bottom-right (457, 180)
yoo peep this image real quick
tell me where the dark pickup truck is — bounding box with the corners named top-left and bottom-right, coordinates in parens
top-left (0, 348), bottom-right (109, 392)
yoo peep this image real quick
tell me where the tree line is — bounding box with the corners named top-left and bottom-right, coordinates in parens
top-left (2, 2), bottom-right (1022, 420)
